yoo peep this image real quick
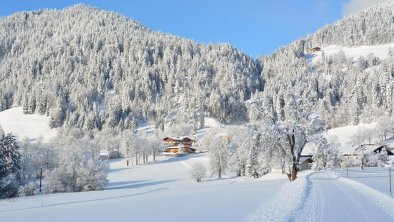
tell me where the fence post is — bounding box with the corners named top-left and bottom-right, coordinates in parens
top-left (39, 168), bottom-right (43, 193)
top-left (347, 165), bottom-right (348, 178)
top-left (389, 166), bottom-right (392, 197)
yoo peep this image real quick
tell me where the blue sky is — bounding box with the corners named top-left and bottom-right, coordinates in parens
top-left (0, 0), bottom-right (384, 57)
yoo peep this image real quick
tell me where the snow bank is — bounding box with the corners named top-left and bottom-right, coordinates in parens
top-left (0, 107), bottom-right (57, 142)
top-left (248, 172), bottom-right (313, 221)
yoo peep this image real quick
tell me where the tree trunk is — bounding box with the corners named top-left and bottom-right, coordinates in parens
top-left (291, 164), bottom-right (297, 181)
top-left (287, 134), bottom-right (298, 181)
top-left (286, 164), bottom-right (298, 181)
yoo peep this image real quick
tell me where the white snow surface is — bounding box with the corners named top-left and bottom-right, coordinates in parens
top-left (250, 167), bottom-right (394, 222)
top-left (295, 170), bottom-right (394, 222)
top-left (0, 107), bottom-right (57, 142)
top-left (303, 122), bottom-right (376, 155)
top-left (0, 153), bottom-right (286, 222)
top-left (309, 43), bottom-right (394, 63)
top-left (1, 152), bottom-right (393, 221)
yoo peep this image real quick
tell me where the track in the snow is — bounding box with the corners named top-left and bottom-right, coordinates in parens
top-left (295, 172), bottom-right (393, 222)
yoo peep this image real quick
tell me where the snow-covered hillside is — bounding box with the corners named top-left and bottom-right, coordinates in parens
top-left (303, 122), bottom-right (376, 155)
top-left (309, 43), bottom-right (394, 63)
top-left (0, 107), bottom-right (57, 142)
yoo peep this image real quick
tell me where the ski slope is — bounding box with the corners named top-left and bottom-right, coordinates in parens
top-left (0, 107), bottom-right (57, 142)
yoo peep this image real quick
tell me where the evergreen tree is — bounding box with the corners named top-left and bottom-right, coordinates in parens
top-left (0, 129), bottom-right (21, 198)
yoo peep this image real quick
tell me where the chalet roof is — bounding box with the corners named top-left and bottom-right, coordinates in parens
top-left (162, 137), bottom-right (196, 142)
top-left (180, 137), bottom-right (195, 142)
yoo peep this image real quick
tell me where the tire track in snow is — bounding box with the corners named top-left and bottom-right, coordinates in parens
top-left (338, 176), bottom-right (394, 218)
top-left (296, 171), bottom-right (393, 222)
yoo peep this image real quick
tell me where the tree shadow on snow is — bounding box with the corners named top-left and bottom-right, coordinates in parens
top-left (107, 180), bottom-right (149, 188)
top-left (106, 179), bottom-right (177, 190)
top-left (108, 167), bottom-right (133, 173)
top-left (152, 153), bottom-right (206, 164)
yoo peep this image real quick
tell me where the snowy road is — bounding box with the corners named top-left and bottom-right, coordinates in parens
top-left (296, 171), bottom-right (393, 222)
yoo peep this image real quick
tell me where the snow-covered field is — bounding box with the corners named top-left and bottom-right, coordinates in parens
top-left (0, 107), bottom-right (57, 142)
top-left (0, 153), bottom-right (286, 222)
top-left (309, 43), bottom-right (394, 63)
top-left (1, 151), bottom-right (393, 222)
top-left (303, 122), bottom-right (376, 155)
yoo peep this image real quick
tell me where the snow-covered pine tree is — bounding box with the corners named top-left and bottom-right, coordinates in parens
top-left (246, 131), bottom-right (261, 178)
top-left (0, 128), bottom-right (21, 198)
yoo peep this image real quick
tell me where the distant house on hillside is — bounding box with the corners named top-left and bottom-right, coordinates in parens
top-left (162, 137), bottom-right (196, 156)
top-left (308, 47), bottom-right (321, 53)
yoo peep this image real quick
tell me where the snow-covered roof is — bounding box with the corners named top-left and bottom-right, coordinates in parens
top-left (299, 156), bottom-right (313, 164)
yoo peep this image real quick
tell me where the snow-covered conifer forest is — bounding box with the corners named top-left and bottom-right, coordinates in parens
top-left (0, 3), bottom-right (392, 131)
top-left (1, 1), bottom-right (394, 222)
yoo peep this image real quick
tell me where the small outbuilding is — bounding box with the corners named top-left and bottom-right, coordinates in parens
top-left (298, 155), bottom-right (313, 171)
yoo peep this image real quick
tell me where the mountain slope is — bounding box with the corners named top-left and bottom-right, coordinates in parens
top-left (255, 1), bottom-right (394, 128)
top-left (1, 2), bottom-right (394, 133)
top-left (0, 4), bottom-right (261, 131)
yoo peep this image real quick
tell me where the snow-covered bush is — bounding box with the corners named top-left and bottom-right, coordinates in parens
top-left (46, 137), bottom-right (109, 193)
top-left (18, 182), bottom-right (38, 197)
top-left (46, 165), bottom-right (76, 193)
top-left (367, 152), bottom-right (388, 167)
top-left (76, 159), bottom-right (109, 191)
top-left (190, 163), bottom-right (206, 182)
